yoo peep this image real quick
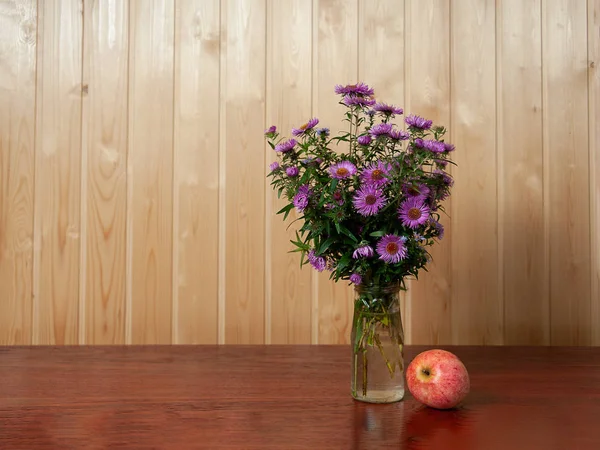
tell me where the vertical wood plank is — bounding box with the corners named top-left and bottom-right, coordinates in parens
top-left (314, 0), bottom-right (358, 344)
top-left (0, 0), bottom-right (36, 345)
top-left (451, 0), bottom-right (502, 344)
top-left (405, 0), bottom-right (452, 345)
top-left (542, 0), bottom-right (591, 345)
top-left (358, 0), bottom-right (403, 102)
top-left (499, 0), bottom-right (548, 345)
top-left (81, 0), bottom-right (128, 345)
top-left (173, 0), bottom-right (220, 344)
top-left (33, 0), bottom-right (83, 345)
top-left (224, 0), bottom-right (266, 344)
top-left (128, 0), bottom-right (174, 344)
top-left (590, 0), bottom-right (600, 346)
top-left (266, 0), bottom-right (313, 344)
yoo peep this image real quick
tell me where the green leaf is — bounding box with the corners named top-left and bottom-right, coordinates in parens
top-left (329, 178), bottom-right (339, 193)
top-left (276, 203), bottom-right (294, 215)
top-left (338, 225), bottom-right (358, 242)
top-left (319, 237), bottom-right (336, 255)
top-left (337, 253), bottom-right (351, 271)
top-left (369, 230), bottom-right (386, 238)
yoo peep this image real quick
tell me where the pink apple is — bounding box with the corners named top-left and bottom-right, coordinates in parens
top-left (406, 349), bottom-right (470, 409)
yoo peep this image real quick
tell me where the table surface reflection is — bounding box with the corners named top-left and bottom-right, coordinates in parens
top-left (0, 345), bottom-right (599, 449)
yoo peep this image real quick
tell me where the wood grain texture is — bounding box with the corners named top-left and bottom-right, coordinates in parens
top-left (173, 0), bottom-right (220, 344)
top-left (405, 0), bottom-right (452, 346)
top-left (314, 0), bottom-right (357, 345)
top-left (33, 0), bottom-right (83, 345)
top-left (0, 0), bottom-right (36, 345)
top-left (542, 0), bottom-right (591, 345)
top-left (1, 346), bottom-right (600, 449)
top-left (81, 0), bottom-right (128, 344)
top-left (499, 0), bottom-right (548, 345)
top-left (266, 0), bottom-right (313, 344)
top-left (451, 0), bottom-right (501, 345)
top-left (591, 0), bottom-right (600, 346)
top-left (2, 1), bottom-right (600, 346)
top-left (127, 0), bottom-right (174, 344)
top-left (224, 0), bottom-right (266, 344)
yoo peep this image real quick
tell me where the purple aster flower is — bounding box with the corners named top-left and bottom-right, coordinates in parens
top-left (332, 190), bottom-right (344, 206)
top-left (269, 161), bottom-right (280, 172)
top-left (369, 123), bottom-right (393, 137)
top-left (366, 109), bottom-right (376, 117)
top-left (360, 161), bottom-right (392, 188)
top-left (435, 159), bottom-right (449, 169)
top-left (316, 127), bottom-right (330, 137)
top-left (444, 142), bottom-right (455, 152)
top-left (352, 244), bottom-right (374, 259)
top-left (398, 197), bottom-right (430, 229)
top-left (343, 94), bottom-right (376, 107)
top-left (293, 193), bottom-right (309, 211)
top-left (286, 166), bottom-right (299, 177)
top-left (389, 129), bottom-right (410, 141)
top-left (329, 161), bottom-right (357, 179)
top-left (434, 169), bottom-right (454, 187)
top-left (297, 184), bottom-right (311, 196)
top-left (373, 103), bottom-right (403, 116)
top-left (350, 273), bottom-right (363, 285)
top-left (353, 185), bottom-right (386, 216)
top-left (413, 138), bottom-right (424, 148)
top-left (403, 183), bottom-right (430, 199)
top-left (376, 235), bottom-right (408, 263)
top-left (422, 139), bottom-right (446, 153)
top-left (405, 114), bottom-right (433, 130)
top-left (431, 219), bottom-right (445, 240)
top-left (264, 125), bottom-right (277, 136)
top-left (334, 82), bottom-right (374, 96)
top-left (357, 135), bottom-right (372, 146)
top-left (413, 233), bottom-right (426, 243)
top-left (307, 249), bottom-right (326, 272)
top-left (274, 138), bottom-right (297, 153)
top-left (292, 117), bottom-right (319, 136)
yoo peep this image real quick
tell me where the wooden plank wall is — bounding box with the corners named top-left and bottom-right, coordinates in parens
top-left (0, 0), bottom-right (598, 346)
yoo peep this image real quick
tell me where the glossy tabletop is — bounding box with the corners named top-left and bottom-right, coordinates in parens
top-left (0, 345), bottom-right (599, 449)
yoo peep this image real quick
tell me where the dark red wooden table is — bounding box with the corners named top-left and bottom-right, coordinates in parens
top-left (0, 346), bottom-right (599, 449)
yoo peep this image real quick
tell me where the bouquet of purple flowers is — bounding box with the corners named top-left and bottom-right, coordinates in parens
top-left (265, 82), bottom-right (455, 291)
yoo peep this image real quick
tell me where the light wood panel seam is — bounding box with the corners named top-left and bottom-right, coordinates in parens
top-left (264, 0), bottom-right (271, 345)
top-left (79, 0), bottom-right (88, 345)
top-left (31, 0), bottom-right (41, 345)
top-left (540, 0), bottom-right (551, 344)
top-left (590, 0), bottom-right (600, 346)
top-left (310, 0), bottom-right (318, 345)
top-left (125, 0), bottom-right (133, 345)
top-left (171, 0), bottom-right (178, 345)
top-left (448, 0), bottom-right (456, 345)
top-left (217, 0), bottom-right (226, 345)
top-left (495, 0), bottom-right (505, 345)
top-left (402, 0), bottom-right (412, 345)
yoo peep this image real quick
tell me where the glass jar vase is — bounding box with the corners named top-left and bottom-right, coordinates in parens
top-left (351, 282), bottom-right (405, 403)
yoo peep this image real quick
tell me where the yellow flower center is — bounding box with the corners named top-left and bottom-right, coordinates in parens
top-left (408, 207), bottom-right (422, 220)
top-left (386, 242), bottom-right (398, 254)
top-left (371, 169), bottom-right (384, 180)
top-left (300, 123), bottom-right (308, 130)
top-left (336, 167), bottom-right (349, 177)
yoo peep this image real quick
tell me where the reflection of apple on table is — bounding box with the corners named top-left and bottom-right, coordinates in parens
top-left (406, 349), bottom-right (470, 410)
